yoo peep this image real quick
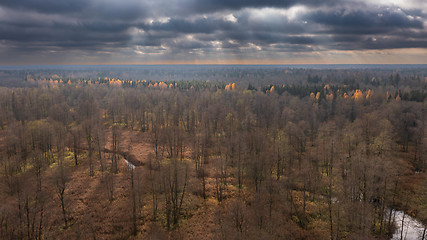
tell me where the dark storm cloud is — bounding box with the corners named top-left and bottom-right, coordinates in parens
top-left (136, 11), bottom-right (313, 48)
top-left (87, 1), bottom-right (147, 21)
top-left (0, 0), bottom-right (88, 14)
top-left (331, 36), bottom-right (427, 50)
top-left (0, 0), bottom-right (426, 64)
top-left (0, 0), bottom-right (147, 21)
top-left (142, 18), bottom-right (237, 34)
top-left (169, 38), bottom-right (212, 50)
top-left (0, 0), bottom-right (332, 18)
top-left (0, 19), bottom-right (131, 51)
top-left (307, 9), bottom-right (424, 33)
top-left (188, 0), bottom-right (337, 13)
top-left (141, 11), bottom-right (308, 36)
top-left (301, 7), bottom-right (426, 50)
top-left (82, 21), bottom-right (130, 33)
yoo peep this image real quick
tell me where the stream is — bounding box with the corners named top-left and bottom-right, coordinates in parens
top-left (124, 159), bottom-right (135, 170)
top-left (390, 209), bottom-right (426, 240)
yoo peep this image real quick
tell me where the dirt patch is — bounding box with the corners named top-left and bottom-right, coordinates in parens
top-left (104, 128), bottom-right (154, 167)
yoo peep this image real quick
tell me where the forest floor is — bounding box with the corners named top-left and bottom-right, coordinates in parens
top-left (1, 128), bottom-right (427, 239)
top-left (43, 129), bottom-right (230, 239)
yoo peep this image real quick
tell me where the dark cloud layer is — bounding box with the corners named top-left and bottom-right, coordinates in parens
top-left (0, 0), bottom-right (426, 64)
top-left (1, 0), bottom-right (88, 14)
top-left (308, 9), bottom-right (424, 33)
top-left (188, 0), bottom-right (338, 13)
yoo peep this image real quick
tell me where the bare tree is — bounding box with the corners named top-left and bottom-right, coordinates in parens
top-left (111, 125), bottom-right (120, 174)
top-left (55, 157), bottom-right (69, 228)
top-left (162, 158), bottom-right (189, 229)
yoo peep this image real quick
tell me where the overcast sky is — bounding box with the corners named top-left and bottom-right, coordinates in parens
top-left (1, 0), bottom-right (427, 65)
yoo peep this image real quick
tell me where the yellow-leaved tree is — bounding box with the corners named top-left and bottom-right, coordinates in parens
top-left (270, 86), bottom-right (275, 93)
top-left (225, 83), bottom-right (231, 91)
top-left (352, 89), bottom-right (363, 101)
top-left (315, 92), bottom-right (321, 102)
top-left (365, 89), bottom-right (373, 100)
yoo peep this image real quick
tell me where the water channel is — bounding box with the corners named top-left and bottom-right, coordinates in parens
top-left (124, 159), bottom-right (135, 170)
top-left (390, 209), bottom-right (426, 240)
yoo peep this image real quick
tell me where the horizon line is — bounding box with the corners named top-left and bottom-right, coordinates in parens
top-left (1, 63), bottom-right (427, 67)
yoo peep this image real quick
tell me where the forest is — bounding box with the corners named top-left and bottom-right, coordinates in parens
top-left (0, 65), bottom-right (427, 239)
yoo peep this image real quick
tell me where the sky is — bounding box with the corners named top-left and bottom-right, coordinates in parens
top-left (1, 0), bottom-right (427, 65)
